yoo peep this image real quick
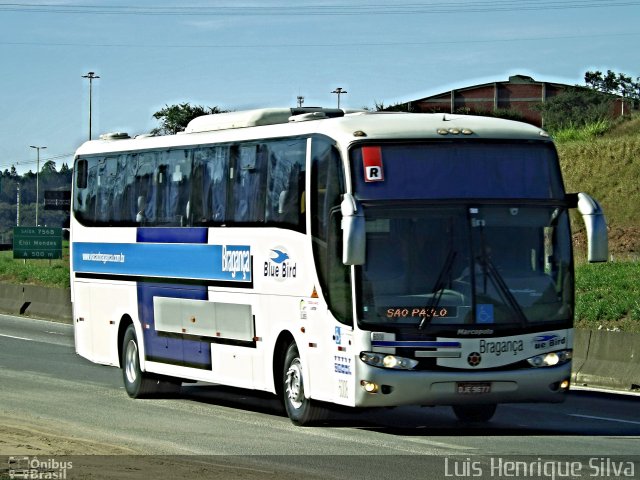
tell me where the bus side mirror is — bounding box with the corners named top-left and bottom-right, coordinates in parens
top-left (341, 193), bottom-right (366, 265)
top-left (572, 192), bottom-right (608, 263)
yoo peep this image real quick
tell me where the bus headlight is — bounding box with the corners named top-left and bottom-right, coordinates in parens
top-left (360, 352), bottom-right (418, 370)
top-left (527, 350), bottom-right (572, 368)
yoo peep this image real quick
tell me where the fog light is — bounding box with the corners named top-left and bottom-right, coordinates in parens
top-left (361, 380), bottom-right (379, 393)
top-left (560, 379), bottom-right (570, 390)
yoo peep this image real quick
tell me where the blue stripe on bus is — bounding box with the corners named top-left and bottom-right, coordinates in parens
top-left (136, 227), bottom-right (208, 244)
top-left (372, 341), bottom-right (461, 348)
top-left (137, 282), bottom-right (211, 369)
top-left (72, 242), bottom-right (251, 282)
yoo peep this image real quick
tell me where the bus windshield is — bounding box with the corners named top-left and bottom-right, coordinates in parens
top-left (356, 204), bottom-right (573, 330)
top-left (349, 142), bottom-right (573, 331)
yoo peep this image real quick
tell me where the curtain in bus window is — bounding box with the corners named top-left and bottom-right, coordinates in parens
top-left (113, 154), bottom-right (136, 224)
top-left (156, 149), bottom-right (191, 226)
top-left (193, 146), bottom-right (229, 224)
top-left (233, 145), bottom-right (266, 222)
top-left (75, 157), bottom-right (98, 224)
top-left (134, 152), bottom-right (157, 224)
top-left (85, 159), bottom-right (98, 223)
top-left (95, 157), bottom-right (117, 223)
top-left (265, 139), bottom-right (306, 230)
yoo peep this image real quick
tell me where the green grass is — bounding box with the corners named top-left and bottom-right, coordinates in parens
top-left (0, 247), bottom-right (70, 289)
top-left (575, 261), bottom-right (640, 332)
top-left (551, 119), bottom-right (612, 142)
top-left (557, 115), bottom-right (640, 230)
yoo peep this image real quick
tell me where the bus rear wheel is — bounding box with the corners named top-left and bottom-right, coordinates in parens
top-left (282, 343), bottom-right (328, 426)
top-left (122, 324), bottom-right (180, 398)
top-left (452, 404), bottom-right (497, 423)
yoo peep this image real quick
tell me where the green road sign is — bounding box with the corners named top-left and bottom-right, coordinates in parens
top-left (13, 227), bottom-right (63, 259)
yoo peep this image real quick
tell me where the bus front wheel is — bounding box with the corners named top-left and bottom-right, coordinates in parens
top-left (282, 343), bottom-right (328, 426)
top-left (452, 404), bottom-right (497, 423)
top-left (122, 324), bottom-right (180, 398)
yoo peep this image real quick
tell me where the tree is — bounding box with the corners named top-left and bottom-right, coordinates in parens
top-left (534, 86), bottom-right (614, 131)
top-left (41, 160), bottom-right (57, 176)
top-left (151, 103), bottom-right (228, 135)
top-left (584, 69), bottom-right (640, 101)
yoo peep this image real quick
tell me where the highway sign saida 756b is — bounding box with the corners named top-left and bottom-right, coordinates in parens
top-left (13, 227), bottom-right (63, 259)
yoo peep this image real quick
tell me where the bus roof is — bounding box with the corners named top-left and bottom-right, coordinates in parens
top-left (74, 109), bottom-right (551, 157)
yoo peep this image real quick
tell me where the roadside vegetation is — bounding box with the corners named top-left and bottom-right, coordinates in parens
top-left (557, 113), bottom-right (640, 332)
top-left (0, 247), bottom-right (70, 289)
top-left (575, 261), bottom-right (640, 333)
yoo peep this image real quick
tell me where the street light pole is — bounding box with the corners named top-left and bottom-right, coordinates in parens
top-left (82, 71), bottom-right (100, 140)
top-left (29, 145), bottom-right (46, 226)
top-left (331, 87), bottom-right (347, 109)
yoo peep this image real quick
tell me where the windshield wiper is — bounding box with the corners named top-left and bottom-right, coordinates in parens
top-left (418, 249), bottom-right (457, 330)
top-left (476, 247), bottom-right (529, 328)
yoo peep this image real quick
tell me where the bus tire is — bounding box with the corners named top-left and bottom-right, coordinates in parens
top-left (282, 343), bottom-right (328, 426)
top-left (452, 404), bottom-right (497, 423)
top-left (122, 324), bottom-right (179, 398)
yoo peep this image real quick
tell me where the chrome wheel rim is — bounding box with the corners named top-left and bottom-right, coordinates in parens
top-left (125, 339), bottom-right (138, 384)
top-left (285, 358), bottom-right (304, 409)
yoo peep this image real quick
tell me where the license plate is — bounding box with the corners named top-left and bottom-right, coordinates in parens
top-left (456, 382), bottom-right (491, 395)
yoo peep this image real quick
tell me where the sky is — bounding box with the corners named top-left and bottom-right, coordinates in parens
top-left (1, 0), bottom-right (639, 175)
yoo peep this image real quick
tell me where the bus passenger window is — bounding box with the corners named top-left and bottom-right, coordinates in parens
top-left (232, 145), bottom-right (266, 223)
top-left (192, 146), bottom-right (229, 225)
top-left (265, 138), bottom-right (306, 232)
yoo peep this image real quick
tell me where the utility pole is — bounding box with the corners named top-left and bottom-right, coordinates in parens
top-left (29, 145), bottom-right (46, 226)
top-left (331, 87), bottom-right (347, 109)
top-left (16, 183), bottom-right (20, 226)
top-left (82, 71), bottom-right (100, 140)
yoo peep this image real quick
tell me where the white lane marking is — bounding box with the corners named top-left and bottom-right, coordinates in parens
top-left (569, 414), bottom-right (640, 426)
top-left (45, 330), bottom-right (65, 335)
top-left (0, 333), bottom-right (34, 341)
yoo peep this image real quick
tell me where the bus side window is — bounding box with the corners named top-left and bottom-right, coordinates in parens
top-left (156, 149), bottom-right (191, 226)
top-left (95, 157), bottom-right (117, 224)
top-left (192, 146), bottom-right (229, 225)
top-left (134, 152), bottom-right (157, 225)
top-left (73, 158), bottom-right (91, 223)
top-left (265, 138), bottom-right (306, 232)
top-left (232, 144), bottom-right (266, 223)
top-left (85, 161), bottom-right (98, 223)
top-left (76, 159), bottom-right (88, 189)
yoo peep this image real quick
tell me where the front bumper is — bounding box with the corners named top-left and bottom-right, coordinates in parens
top-left (354, 361), bottom-right (571, 407)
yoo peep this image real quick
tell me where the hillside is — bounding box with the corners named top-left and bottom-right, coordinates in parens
top-left (557, 115), bottom-right (640, 261)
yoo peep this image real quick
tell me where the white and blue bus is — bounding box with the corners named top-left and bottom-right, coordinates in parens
top-left (71, 107), bottom-right (607, 425)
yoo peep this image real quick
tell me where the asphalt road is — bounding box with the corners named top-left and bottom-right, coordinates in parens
top-left (1, 314), bottom-right (639, 479)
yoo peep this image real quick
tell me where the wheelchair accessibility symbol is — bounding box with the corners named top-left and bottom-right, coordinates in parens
top-left (476, 304), bottom-right (495, 324)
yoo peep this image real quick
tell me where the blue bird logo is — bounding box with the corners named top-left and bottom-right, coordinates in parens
top-left (270, 249), bottom-right (289, 264)
top-left (533, 335), bottom-right (557, 342)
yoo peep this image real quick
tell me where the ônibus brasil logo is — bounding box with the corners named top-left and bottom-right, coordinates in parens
top-left (264, 247), bottom-right (297, 280)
